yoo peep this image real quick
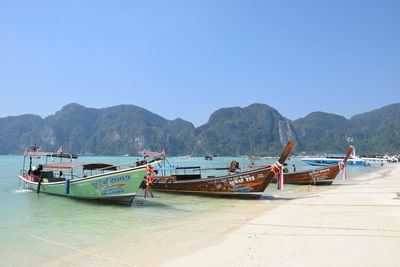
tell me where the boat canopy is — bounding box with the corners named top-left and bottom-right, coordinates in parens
top-left (24, 151), bottom-right (79, 159)
top-left (248, 163), bottom-right (272, 168)
top-left (42, 162), bottom-right (117, 172)
top-left (326, 154), bottom-right (347, 158)
top-left (243, 155), bottom-right (261, 161)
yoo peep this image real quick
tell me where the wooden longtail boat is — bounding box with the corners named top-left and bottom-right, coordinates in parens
top-left (272, 146), bottom-right (354, 185)
top-left (19, 151), bottom-right (156, 204)
top-left (149, 141), bottom-right (296, 198)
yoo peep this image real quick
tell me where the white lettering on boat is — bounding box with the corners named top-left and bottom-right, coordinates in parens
top-left (92, 175), bottom-right (131, 188)
top-left (101, 189), bottom-right (125, 195)
top-left (227, 175), bottom-right (255, 186)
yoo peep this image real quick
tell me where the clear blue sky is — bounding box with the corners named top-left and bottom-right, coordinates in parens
top-left (1, 0), bottom-right (399, 126)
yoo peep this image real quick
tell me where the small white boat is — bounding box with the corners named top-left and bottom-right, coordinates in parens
top-left (361, 155), bottom-right (399, 164)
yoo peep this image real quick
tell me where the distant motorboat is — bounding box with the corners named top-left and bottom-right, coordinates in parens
top-left (360, 154), bottom-right (399, 164)
top-left (204, 155), bottom-right (213, 161)
top-left (302, 147), bottom-right (368, 166)
top-left (180, 155), bottom-right (194, 159)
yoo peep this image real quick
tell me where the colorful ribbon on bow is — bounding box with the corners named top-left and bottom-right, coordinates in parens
top-left (272, 162), bottom-right (284, 190)
top-left (339, 161), bottom-right (348, 181)
top-left (144, 165), bottom-right (155, 198)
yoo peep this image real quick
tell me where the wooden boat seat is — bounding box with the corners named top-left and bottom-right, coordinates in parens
top-left (41, 171), bottom-right (54, 178)
top-left (41, 171), bottom-right (66, 183)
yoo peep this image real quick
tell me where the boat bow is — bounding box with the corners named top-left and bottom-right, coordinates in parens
top-left (258, 140), bottom-right (296, 191)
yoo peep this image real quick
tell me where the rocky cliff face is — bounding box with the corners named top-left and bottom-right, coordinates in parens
top-left (292, 112), bottom-right (351, 153)
top-left (194, 103), bottom-right (300, 156)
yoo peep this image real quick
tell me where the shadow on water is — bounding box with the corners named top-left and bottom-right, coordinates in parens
top-left (66, 197), bottom-right (134, 208)
top-left (131, 197), bottom-right (192, 212)
top-left (65, 196), bottom-right (188, 212)
top-left (145, 190), bottom-right (320, 202)
top-left (147, 190), bottom-right (246, 200)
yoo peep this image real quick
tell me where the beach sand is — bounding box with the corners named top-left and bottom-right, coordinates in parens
top-left (41, 165), bottom-right (400, 266)
top-left (159, 164), bottom-right (400, 267)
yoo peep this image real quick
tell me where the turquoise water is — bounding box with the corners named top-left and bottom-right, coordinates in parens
top-left (0, 155), bottom-right (386, 265)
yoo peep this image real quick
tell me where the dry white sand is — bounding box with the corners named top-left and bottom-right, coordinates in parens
top-left (160, 164), bottom-right (400, 267)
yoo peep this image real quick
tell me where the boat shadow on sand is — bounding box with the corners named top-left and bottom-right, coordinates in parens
top-left (258, 194), bottom-right (319, 201)
top-left (330, 183), bottom-right (359, 186)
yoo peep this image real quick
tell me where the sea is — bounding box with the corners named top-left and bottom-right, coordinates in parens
top-left (0, 155), bottom-right (389, 266)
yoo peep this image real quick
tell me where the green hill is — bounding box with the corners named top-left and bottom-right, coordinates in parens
top-left (0, 102), bottom-right (398, 156)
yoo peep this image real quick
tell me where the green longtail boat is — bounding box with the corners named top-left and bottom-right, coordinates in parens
top-left (19, 151), bottom-right (155, 204)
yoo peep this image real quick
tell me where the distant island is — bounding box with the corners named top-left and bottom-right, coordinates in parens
top-left (0, 102), bottom-right (399, 156)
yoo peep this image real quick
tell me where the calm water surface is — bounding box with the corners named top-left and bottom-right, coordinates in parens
top-left (0, 155), bottom-right (387, 265)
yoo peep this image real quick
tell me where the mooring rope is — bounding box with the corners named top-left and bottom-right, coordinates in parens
top-left (0, 224), bottom-right (132, 266)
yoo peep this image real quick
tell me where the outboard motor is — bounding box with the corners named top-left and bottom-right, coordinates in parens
top-left (32, 165), bottom-right (43, 176)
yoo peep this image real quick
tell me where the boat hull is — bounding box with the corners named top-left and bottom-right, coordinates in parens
top-left (272, 165), bottom-right (340, 185)
top-left (150, 167), bottom-right (273, 198)
top-left (19, 166), bottom-right (147, 204)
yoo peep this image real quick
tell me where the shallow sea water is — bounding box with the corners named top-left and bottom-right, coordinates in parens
top-left (0, 155), bottom-right (386, 265)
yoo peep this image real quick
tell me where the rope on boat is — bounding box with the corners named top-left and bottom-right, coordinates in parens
top-left (339, 161), bottom-right (348, 180)
top-left (310, 171), bottom-right (317, 186)
top-left (271, 162), bottom-right (284, 190)
top-left (0, 224), bottom-right (131, 266)
top-left (144, 165), bottom-right (155, 198)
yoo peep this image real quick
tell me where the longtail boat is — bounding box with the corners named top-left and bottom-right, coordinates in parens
top-left (272, 146), bottom-right (354, 185)
top-left (149, 141), bottom-right (296, 198)
top-left (19, 150), bottom-right (157, 204)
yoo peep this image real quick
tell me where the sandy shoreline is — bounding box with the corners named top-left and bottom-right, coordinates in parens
top-left (38, 165), bottom-right (400, 266)
top-left (159, 164), bottom-right (400, 267)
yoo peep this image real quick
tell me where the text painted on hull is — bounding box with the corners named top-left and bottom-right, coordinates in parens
top-left (228, 174), bottom-right (261, 186)
top-left (92, 175), bottom-right (131, 195)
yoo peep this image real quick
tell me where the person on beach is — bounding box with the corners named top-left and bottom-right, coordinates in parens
top-left (283, 163), bottom-right (289, 173)
top-left (293, 164), bottom-right (296, 172)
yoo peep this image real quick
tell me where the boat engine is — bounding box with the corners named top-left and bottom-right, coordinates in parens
top-left (32, 164), bottom-right (43, 176)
